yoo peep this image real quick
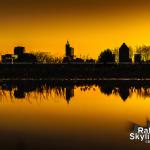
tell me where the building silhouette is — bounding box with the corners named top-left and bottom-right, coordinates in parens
top-left (14, 47), bottom-right (25, 55)
top-left (63, 41), bottom-right (75, 63)
top-left (2, 54), bottom-right (15, 64)
top-left (14, 46), bottom-right (37, 63)
top-left (16, 53), bottom-right (37, 63)
top-left (66, 41), bottom-right (74, 58)
top-left (119, 43), bottom-right (130, 63)
top-left (2, 46), bottom-right (37, 64)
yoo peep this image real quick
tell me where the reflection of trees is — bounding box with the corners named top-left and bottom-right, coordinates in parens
top-left (135, 87), bottom-right (150, 98)
top-left (0, 80), bottom-right (150, 103)
top-left (100, 86), bottom-right (113, 95)
top-left (99, 83), bottom-right (150, 101)
top-left (0, 81), bottom-right (72, 103)
top-left (100, 85), bottom-right (130, 101)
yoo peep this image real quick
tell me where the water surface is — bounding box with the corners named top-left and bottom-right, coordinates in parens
top-left (0, 80), bottom-right (150, 150)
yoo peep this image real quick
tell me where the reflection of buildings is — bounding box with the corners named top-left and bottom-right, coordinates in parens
top-left (1, 81), bottom-right (75, 103)
top-left (119, 43), bottom-right (131, 63)
top-left (14, 90), bottom-right (25, 99)
top-left (100, 84), bottom-right (130, 101)
top-left (118, 87), bottom-right (130, 101)
top-left (2, 81), bottom-right (36, 99)
top-left (14, 82), bottom-right (37, 99)
top-left (66, 86), bottom-right (74, 103)
top-left (1, 80), bottom-right (150, 102)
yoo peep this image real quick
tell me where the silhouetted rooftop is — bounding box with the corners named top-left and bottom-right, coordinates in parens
top-left (120, 43), bottom-right (129, 50)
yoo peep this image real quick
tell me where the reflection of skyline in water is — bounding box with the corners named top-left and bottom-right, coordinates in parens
top-left (0, 80), bottom-right (150, 150)
top-left (0, 80), bottom-right (150, 102)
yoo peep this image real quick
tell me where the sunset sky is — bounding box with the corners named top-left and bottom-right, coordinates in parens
top-left (1, 0), bottom-right (150, 58)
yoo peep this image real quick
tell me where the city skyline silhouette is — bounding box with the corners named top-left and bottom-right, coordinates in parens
top-left (0, 0), bottom-right (150, 59)
top-left (0, 1), bottom-right (150, 150)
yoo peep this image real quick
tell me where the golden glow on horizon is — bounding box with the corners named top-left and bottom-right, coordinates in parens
top-left (0, 0), bottom-right (150, 58)
top-left (0, 87), bottom-right (149, 136)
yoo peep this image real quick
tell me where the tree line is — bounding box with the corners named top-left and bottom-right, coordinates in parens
top-left (32, 45), bottom-right (150, 63)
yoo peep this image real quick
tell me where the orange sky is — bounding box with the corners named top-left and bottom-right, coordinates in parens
top-left (0, 0), bottom-right (150, 58)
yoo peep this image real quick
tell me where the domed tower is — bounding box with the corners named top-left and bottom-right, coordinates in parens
top-left (119, 43), bottom-right (130, 63)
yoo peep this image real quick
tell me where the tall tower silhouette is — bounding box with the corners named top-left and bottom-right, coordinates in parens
top-left (119, 43), bottom-right (130, 63)
top-left (65, 41), bottom-right (74, 59)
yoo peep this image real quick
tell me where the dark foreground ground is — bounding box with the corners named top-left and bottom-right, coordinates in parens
top-left (0, 63), bottom-right (150, 79)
